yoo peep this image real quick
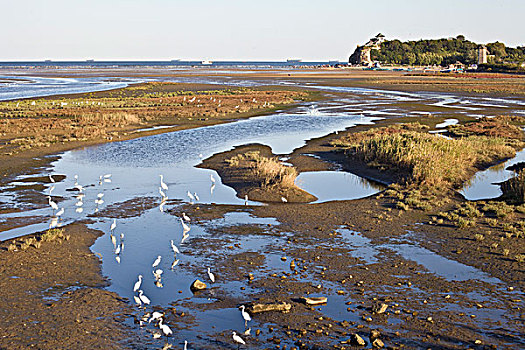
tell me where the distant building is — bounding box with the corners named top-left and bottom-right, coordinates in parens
top-left (478, 45), bottom-right (489, 64)
top-left (349, 33), bottom-right (385, 65)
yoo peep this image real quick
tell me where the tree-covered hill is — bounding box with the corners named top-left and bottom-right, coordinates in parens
top-left (369, 35), bottom-right (525, 66)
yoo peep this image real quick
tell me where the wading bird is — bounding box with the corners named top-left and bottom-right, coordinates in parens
top-left (160, 175), bottom-right (168, 191)
top-left (232, 332), bottom-right (246, 348)
top-left (158, 318), bottom-right (173, 338)
top-left (170, 240), bottom-right (180, 254)
top-left (138, 290), bottom-right (151, 305)
top-left (180, 218), bottom-right (191, 235)
top-left (239, 305), bottom-right (251, 327)
top-left (48, 196), bottom-right (58, 212)
top-left (182, 213), bottom-right (191, 222)
top-left (207, 267), bottom-right (215, 283)
top-left (152, 255), bottom-right (162, 268)
top-left (110, 219), bottom-right (116, 233)
top-left (133, 275), bottom-right (143, 292)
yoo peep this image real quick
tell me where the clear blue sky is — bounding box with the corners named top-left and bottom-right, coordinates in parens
top-left (1, 0), bottom-right (523, 61)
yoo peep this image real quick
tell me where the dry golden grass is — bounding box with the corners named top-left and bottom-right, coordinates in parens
top-left (227, 151), bottom-right (297, 189)
top-left (332, 123), bottom-right (521, 190)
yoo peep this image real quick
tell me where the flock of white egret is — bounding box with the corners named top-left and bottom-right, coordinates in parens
top-left (109, 174), bottom-right (250, 348)
top-left (43, 171), bottom-right (253, 348)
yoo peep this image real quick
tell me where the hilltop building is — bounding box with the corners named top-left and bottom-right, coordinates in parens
top-left (349, 33), bottom-right (385, 65)
top-left (478, 45), bottom-right (489, 64)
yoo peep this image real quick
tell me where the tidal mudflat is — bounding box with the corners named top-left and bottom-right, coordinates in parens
top-left (1, 68), bottom-right (524, 349)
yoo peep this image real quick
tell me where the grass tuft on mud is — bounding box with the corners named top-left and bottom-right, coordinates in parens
top-left (226, 151), bottom-right (298, 189)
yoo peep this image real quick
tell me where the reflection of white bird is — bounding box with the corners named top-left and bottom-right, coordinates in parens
top-left (152, 255), bottom-right (162, 268)
top-left (244, 328), bottom-right (251, 336)
top-left (244, 195), bottom-right (248, 206)
top-left (75, 207), bottom-right (83, 213)
top-left (180, 218), bottom-right (191, 234)
top-left (240, 305), bottom-right (251, 327)
top-left (153, 269), bottom-right (163, 281)
top-left (170, 240), bottom-right (180, 254)
top-left (115, 244), bottom-right (121, 255)
top-left (182, 213), bottom-right (191, 222)
top-left (181, 233), bottom-right (189, 244)
top-left (232, 331), bottom-right (246, 346)
top-left (210, 183), bottom-right (215, 195)
top-left (159, 175), bottom-right (168, 191)
top-left (207, 267), bottom-right (215, 283)
top-left (194, 192), bottom-right (199, 201)
top-left (55, 208), bottom-right (64, 217)
top-left (138, 290), bottom-right (150, 305)
top-left (133, 275), bottom-right (143, 292)
top-left (115, 256), bottom-right (121, 264)
top-left (74, 174), bottom-right (78, 186)
top-left (110, 234), bottom-right (117, 249)
top-left (170, 259), bottom-right (180, 269)
top-left (159, 187), bottom-right (167, 199)
top-left (110, 219), bottom-right (116, 233)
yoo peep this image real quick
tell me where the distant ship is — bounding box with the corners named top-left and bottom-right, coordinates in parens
top-left (86, 59), bottom-right (95, 62)
top-left (287, 59), bottom-right (302, 63)
top-left (201, 60), bottom-right (213, 65)
top-left (44, 59), bottom-right (52, 62)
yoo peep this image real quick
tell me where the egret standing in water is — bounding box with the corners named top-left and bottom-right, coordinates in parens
top-left (207, 267), bottom-right (215, 283)
top-left (170, 240), bottom-right (180, 255)
top-left (180, 218), bottom-right (191, 235)
top-left (133, 275), bottom-right (143, 292)
top-left (138, 290), bottom-right (151, 305)
top-left (159, 175), bottom-right (168, 191)
top-left (232, 332), bottom-right (246, 348)
top-left (158, 318), bottom-right (173, 338)
top-left (239, 305), bottom-right (251, 327)
top-left (182, 212), bottom-right (191, 222)
top-left (110, 219), bottom-right (117, 234)
top-left (152, 255), bottom-right (162, 268)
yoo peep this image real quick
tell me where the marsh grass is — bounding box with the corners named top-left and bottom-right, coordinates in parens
top-left (332, 123), bottom-right (519, 191)
top-left (227, 151), bottom-right (298, 189)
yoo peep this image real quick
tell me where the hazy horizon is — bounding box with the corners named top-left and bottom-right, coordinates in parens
top-left (2, 0), bottom-right (523, 61)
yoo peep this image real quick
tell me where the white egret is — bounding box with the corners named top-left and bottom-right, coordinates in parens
top-left (115, 244), bottom-right (121, 255)
top-left (133, 275), bottom-right (143, 292)
top-left (184, 340), bottom-right (188, 350)
top-left (148, 311), bottom-right (163, 323)
top-left (110, 219), bottom-right (117, 233)
top-left (48, 196), bottom-right (58, 211)
top-left (159, 175), bottom-right (168, 191)
top-left (281, 196), bottom-right (288, 203)
top-left (244, 195), bottom-right (248, 206)
top-left (210, 174), bottom-right (216, 183)
top-left (75, 207), bottom-right (83, 213)
top-left (152, 332), bottom-right (161, 339)
top-left (104, 174), bottom-right (112, 178)
top-left (232, 332), bottom-right (246, 346)
top-left (170, 240), bottom-right (180, 254)
top-left (97, 193), bottom-right (104, 199)
top-left (75, 201), bottom-right (83, 207)
top-left (182, 213), bottom-right (191, 222)
top-left (187, 191), bottom-right (195, 202)
top-left (152, 255), bottom-right (162, 268)
top-left (133, 295), bottom-right (142, 306)
top-left (194, 192), bottom-right (199, 201)
top-left (138, 290), bottom-right (151, 305)
top-left (207, 267), bottom-right (215, 283)
top-left (49, 174), bottom-right (55, 183)
top-left (239, 305), bottom-right (251, 327)
top-left (158, 318), bottom-right (173, 338)
top-left (74, 184), bottom-right (84, 192)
